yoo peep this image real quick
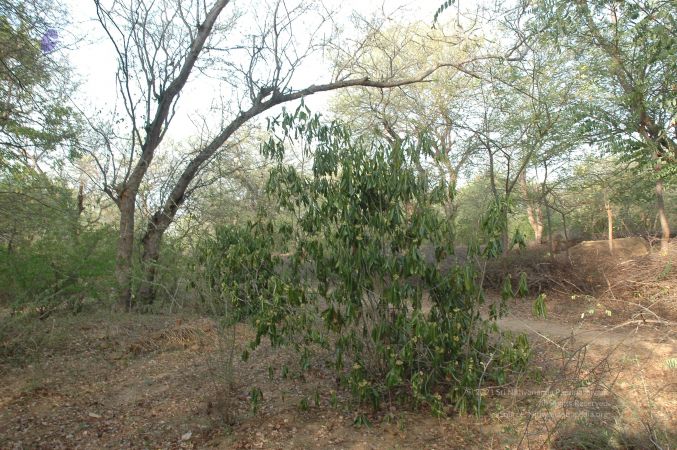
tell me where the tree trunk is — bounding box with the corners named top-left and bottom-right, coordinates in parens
top-left (560, 211), bottom-right (569, 241)
top-left (137, 227), bottom-right (163, 305)
top-left (519, 171), bottom-right (543, 245)
top-left (545, 204), bottom-right (554, 255)
top-left (656, 178), bottom-right (670, 252)
top-left (526, 205), bottom-right (544, 245)
top-left (77, 181), bottom-right (85, 216)
top-left (116, 193), bottom-right (136, 310)
top-left (137, 201), bottom-right (180, 304)
top-left (605, 198), bottom-right (613, 254)
top-left (502, 226), bottom-right (510, 256)
top-left (444, 166), bottom-right (458, 221)
top-left (99, 0), bottom-right (232, 308)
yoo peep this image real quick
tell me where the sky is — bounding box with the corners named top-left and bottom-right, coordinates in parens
top-left (61, 0), bottom-right (486, 142)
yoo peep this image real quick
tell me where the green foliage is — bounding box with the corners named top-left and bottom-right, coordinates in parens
top-left (205, 107), bottom-right (530, 416)
top-left (532, 293), bottom-right (547, 319)
top-left (0, 172), bottom-right (116, 313)
top-left (481, 196), bottom-right (526, 257)
top-left (455, 178), bottom-right (531, 248)
top-left (353, 413), bottom-right (372, 427)
top-left (481, 197), bottom-right (510, 257)
top-left (249, 387), bottom-right (263, 414)
top-left (1, 226), bottom-right (116, 311)
top-left (454, 176), bottom-right (492, 242)
top-left (517, 272), bottom-right (529, 298)
top-left (533, 0), bottom-right (677, 169)
top-left (196, 220), bottom-right (291, 321)
top-left (0, 0), bottom-right (79, 172)
top-left (559, 156), bottom-right (674, 239)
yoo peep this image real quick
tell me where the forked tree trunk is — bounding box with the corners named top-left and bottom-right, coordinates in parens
top-left (100, 0), bottom-right (231, 309)
top-left (133, 67), bottom-right (470, 303)
top-left (656, 178), bottom-right (671, 252)
top-left (102, 11), bottom-right (477, 305)
top-left (137, 207), bottom-right (176, 304)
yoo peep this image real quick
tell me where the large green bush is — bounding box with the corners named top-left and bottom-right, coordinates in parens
top-left (200, 107), bottom-right (530, 415)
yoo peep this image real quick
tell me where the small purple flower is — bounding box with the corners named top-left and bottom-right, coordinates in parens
top-left (40, 29), bottom-right (59, 53)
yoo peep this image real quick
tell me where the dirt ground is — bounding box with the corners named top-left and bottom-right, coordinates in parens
top-left (0, 312), bottom-right (490, 449)
top-left (1, 304), bottom-right (674, 449)
top-left (1, 250), bottom-right (676, 449)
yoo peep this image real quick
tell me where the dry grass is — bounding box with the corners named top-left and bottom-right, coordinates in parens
top-left (598, 241), bottom-right (677, 323)
top-left (127, 317), bottom-right (218, 355)
top-left (484, 240), bottom-right (676, 326)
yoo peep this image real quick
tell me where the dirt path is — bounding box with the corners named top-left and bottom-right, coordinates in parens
top-left (422, 292), bottom-right (676, 355)
top-left (497, 314), bottom-right (676, 354)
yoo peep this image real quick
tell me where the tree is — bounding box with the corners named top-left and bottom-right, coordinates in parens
top-left (0, 0), bottom-right (78, 173)
top-left (84, 0), bottom-right (475, 309)
top-left (0, 169), bottom-right (116, 311)
top-left (558, 155), bottom-right (663, 242)
top-left (330, 20), bottom-right (482, 220)
top-left (431, 0), bottom-right (584, 250)
top-left (534, 0), bottom-right (676, 251)
top-left (453, 42), bottom-right (576, 253)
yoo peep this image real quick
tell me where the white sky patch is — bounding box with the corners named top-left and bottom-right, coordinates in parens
top-left (62, 0), bottom-right (484, 142)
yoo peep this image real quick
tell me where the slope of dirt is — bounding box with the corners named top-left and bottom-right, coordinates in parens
top-left (568, 237), bottom-right (649, 261)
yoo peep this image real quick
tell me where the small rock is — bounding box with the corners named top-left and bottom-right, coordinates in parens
top-left (181, 431), bottom-right (192, 441)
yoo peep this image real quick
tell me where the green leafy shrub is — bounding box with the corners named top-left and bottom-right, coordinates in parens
top-left (195, 220), bottom-right (297, 321)
top-left (1, 227), bottom-right (116, 312)
top-left (0, 174), bottom-right (116, 314)
top-left (203, 106), bottom-right (530, 415)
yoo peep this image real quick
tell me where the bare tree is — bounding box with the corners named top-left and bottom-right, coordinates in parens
top-left (330, 21), bottom-right (482, 220)
top-left (83, 0), bottom-right (477, 308)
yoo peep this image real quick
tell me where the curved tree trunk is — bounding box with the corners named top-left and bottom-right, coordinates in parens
top-left (137, 227), bottom-right (163, 305)
top-left (97, 2), bottom-right (484, 306)
top-left (99, 0), bottom-right (232, 309)
top-left (133, 73), bottom-right (469, 304)
top-left (137, 205), bottom-right (177, 304)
